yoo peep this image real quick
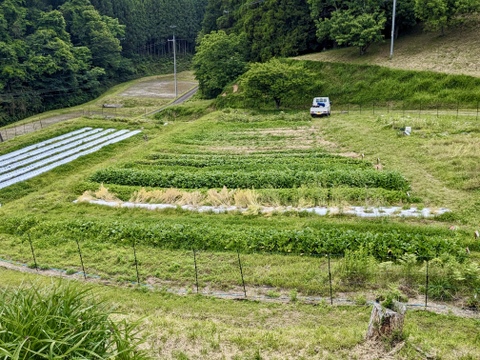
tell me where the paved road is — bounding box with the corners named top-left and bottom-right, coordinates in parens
top-left (0, 85), bottom-right (198, 143)
top-left (146, 85), bottom-right (199, 116)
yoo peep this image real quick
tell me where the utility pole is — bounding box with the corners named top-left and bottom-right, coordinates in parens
top-left (390, 0), bottom-right (397, 59)
top-left (168, 25), bottom-right (178, 98)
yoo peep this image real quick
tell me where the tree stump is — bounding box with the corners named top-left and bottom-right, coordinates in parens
top-left (366, 301), bottom-right (406, 341)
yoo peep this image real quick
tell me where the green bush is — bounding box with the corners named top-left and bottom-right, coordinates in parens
top-left (337, 248), bottom-right (376, 286)
top-left (153, 101), bottom-right (213, 122)
top-left (0, 283), bottom-right (149, 359)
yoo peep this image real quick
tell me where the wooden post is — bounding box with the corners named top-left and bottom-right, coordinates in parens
top-left (75, 238), bottom-right (87, 280)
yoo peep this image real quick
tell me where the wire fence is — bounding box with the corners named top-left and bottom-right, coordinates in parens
top-left (331, 102), bottom-right (480, 120)
top-left (4, 233), bottom-right (478, 314)
top-left (2, 101), bottom-right (479, 143)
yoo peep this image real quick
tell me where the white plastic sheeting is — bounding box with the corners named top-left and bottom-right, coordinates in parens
top-left (0, 128), bottom-right (109, 173)
top-left (77, 199), bottom-right (451, 218)
top-left (0, 127), bottom-right (92, 164)
top-left (0, 128), bottom-right (141, 190)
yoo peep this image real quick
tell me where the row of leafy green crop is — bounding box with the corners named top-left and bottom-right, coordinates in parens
top-left (137, 153), bottom-right (369, 171)
top-left (132, 162), bottom-right (369, 173)
top-left (2, 216), bottom-right (465, 261)
top-left (90, 168), bottom-right (410, 190)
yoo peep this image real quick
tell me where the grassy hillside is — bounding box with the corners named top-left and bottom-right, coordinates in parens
top-left (297, 22), bottom-right (480, 78)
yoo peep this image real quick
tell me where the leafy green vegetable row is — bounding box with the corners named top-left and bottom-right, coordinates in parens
top-left (90, 168), bottom-right (410, 190)
top-left (136, 155), bottom-right (369, 171)
top-left (3, 217), bottom-right (462, 261)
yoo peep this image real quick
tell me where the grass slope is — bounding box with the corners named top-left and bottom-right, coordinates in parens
top-left (1, 269), bottom-right (480, 360)
top-left (297, 22), bottom-right (480, 78)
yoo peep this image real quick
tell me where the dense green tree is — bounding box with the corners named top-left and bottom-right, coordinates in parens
top-left (319, 9), bottom-right (386, 54)
top-left (202, 0), bottom-right (223, 33)
top-left (415, 0), bottom-right (479, 34)
top-left (237, 0), bottom-right (317, 61)
top-left (414, 0), bottom-right (449, 34)
top-left (2, 0), bottom-right (28, 39)
top-left (60, 0), bottom-right (127, 75)
top-left (193, 30), bottom-right (247, 98)
top-left (309, 0), bottom-right (387, 54)
top-left (37, 9), bottom-right (70, 41)
top-left (240, 58), bottom-right (312, 109)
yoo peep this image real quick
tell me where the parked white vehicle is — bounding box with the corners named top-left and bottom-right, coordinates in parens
top-left (310, 97), bottom-right (331, 117)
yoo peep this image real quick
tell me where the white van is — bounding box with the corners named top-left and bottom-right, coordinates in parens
top-left (310, 97), bottom-right (331, 117)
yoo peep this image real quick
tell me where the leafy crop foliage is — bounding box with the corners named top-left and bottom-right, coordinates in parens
top-left (0, 283), bottom-right (149, 359)
top-left (91, 151), bottom-right (409, 190)
top-left (91, 167), bottom-right (409, 190)
top-left (2, 216), bottom-right (463, 261)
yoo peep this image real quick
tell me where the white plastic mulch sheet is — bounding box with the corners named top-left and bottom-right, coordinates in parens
top-left (0, 127), bottom-right (140, 190)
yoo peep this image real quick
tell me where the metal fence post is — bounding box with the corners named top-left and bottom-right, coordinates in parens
top-left (193, 249), bottom-right (199, 293)
top-left (425, 260), bottom-right (429, 309)
top-left (27, 233), bottom-right (38, 272)
top-left (133, 239), bottom-right (140, 286)
top-left (75, 238), bottom-right (87, 280)
top-left (237, 250), bottom-right (247, 298)
top-left (328, 254), bottom-right (333, 305)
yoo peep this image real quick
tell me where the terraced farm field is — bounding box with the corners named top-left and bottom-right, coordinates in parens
top-left (0, 76), bottom-right (479, 359)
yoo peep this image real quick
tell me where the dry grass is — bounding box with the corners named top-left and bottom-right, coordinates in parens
top-left (296, 21), bottom-right (480, 78)
top-left (207, 186), bottom-right (235, 206)
top-left (179, 191), bottom-right (205, 206)
top-left (233, 189), bottom-right (259, 208)
top-left (161, 188), bottom-right (183, 204)
top-left (78, 184), bottom-right (120, 203)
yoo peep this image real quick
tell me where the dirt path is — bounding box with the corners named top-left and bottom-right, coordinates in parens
top-left (1, 259), bottom-right (477, 319)
top-left (0, 112), bottom-right (83, 142)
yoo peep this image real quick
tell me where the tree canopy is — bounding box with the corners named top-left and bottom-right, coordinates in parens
top-left (193, 30), bottom-right (247, 98)
top-left (0, 0), bottom-right (208, 125)
top-left (240, 58), bottom-right (312, 109)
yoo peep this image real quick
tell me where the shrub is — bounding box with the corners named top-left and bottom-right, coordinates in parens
top-left (337, 248), bottom-right (377, 286)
